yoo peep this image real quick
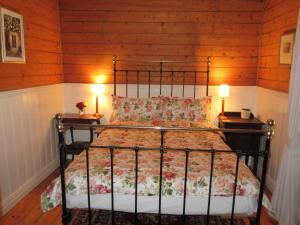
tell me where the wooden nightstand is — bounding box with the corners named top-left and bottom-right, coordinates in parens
top-left (61, 113), bottom-right (103, 160)
top-left (62, 113), bottom-right (102, 142)
top-left (218, 112), bottom-right (264, 174)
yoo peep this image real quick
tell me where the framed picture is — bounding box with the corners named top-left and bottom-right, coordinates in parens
top-left (279, 31), bottom-right (295, 65)
top-left (0, 8), bottom-right (25, 63)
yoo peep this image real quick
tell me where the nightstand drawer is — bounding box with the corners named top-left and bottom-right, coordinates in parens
top-left (225, 133), bottom-right (261, 152)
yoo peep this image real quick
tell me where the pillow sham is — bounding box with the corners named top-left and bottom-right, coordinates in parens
top-left (160, 96), bottom-right (211, 121)
top-left (110, 95), bottom-right (162, 122)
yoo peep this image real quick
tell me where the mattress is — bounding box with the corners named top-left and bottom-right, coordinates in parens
top-left (41, 120), bottom-right (261, 215)
top-left (66, 194), bottom-right (258, 215)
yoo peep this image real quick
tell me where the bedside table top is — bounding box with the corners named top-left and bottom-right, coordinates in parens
top-left (218, 112), bottom-right (264, 125)
top-left (62, 113), bottom-right (103, 123)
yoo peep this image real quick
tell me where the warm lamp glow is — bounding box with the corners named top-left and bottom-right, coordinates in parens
top-left (93, 74), bottom-right (108, 84)
top-left (92, 84), bottom-right (105, 117)
top-left (219, 84), bottom-right (230, 98)
top-left (92, 84), bottom-right (105, 96)
top-left (219, 84), bottom-right (230, 117)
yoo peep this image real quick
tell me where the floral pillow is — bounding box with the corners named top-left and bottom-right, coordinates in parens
top-left (160, 96), bottom-right (211, 121)
top-left (110, 96), bottom-right (162, 122)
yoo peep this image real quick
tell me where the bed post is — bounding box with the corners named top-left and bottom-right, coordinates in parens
top-left (113, 56), bottom-right (117, 96)
top-left (193, 71), bottom-right (197, 98)
top-left (159, 61), bottom-right (163, 95)
top-left (252, 119), bottom-right (275, 225)
top-left (182, 71), bottom-right (186, 97)
top-left (206, 148), bottom-right (216, 225)
top-left (158, 129), bottom-right (165, 225)
top-left (55, 113), bottom-right (70, 225)
top-left (206, 56), bottom-right (211, 96)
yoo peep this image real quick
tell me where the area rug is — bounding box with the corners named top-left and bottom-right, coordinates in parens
top-left (68, 209), bottom-right (246, 225)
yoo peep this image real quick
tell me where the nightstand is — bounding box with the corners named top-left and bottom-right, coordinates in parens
top-left (61, 113), bottom-right (103, 160)
top-left (218, 112), bottom-right (264, 174)
top-left (62, 113), bottom-right (102, 142)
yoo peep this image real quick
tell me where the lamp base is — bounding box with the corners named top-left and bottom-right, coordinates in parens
top-left (219, 114), bottom-right (227, 120)
top-left (93, 113), bottom-right (104, 118)
top-left (220, 98), bottom-right (227, 119)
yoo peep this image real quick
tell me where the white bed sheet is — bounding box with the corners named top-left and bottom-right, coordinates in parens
top-left (66, 194), bottom-right (258, 216)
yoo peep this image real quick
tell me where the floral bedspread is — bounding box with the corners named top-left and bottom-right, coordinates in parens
top-left (41, 120), bottom-right (260, 212)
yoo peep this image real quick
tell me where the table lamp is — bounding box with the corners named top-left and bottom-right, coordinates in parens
top-left (219, 84), bottom-right (229, 118)
top-left (92, 84), bottom-right (105, 117)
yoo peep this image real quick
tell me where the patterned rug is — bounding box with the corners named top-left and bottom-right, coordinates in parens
top-left (68, 209), bottom-right (246, 225)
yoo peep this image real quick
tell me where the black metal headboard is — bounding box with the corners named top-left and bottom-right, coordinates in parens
top-left (113, 57), bottom-right (211, 98)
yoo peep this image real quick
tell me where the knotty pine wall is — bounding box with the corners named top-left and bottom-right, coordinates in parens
top-left (0, 0), bottom-right (63, 91)
top-left (59, 0), bottom-right (264, 86)
top-left (257, 0), bottom-right (300, 92)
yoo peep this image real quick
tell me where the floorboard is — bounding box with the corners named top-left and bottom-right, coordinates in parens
top-left (0, 169), bottom-right (278, 225)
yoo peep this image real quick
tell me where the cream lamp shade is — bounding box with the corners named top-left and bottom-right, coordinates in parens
top-left (92, 84), bottom-right (105, 96)
top-left (219, 84), bottom-right (230, 98)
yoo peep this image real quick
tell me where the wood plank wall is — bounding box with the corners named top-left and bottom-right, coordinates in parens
top-left (0, 0), bottom-right (63, 91)
top-left (60, 0), bottom-right (264, 86)
top-left (257, 0), bottom-right (300, 92)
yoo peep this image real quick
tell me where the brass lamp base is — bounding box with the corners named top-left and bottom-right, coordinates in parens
top-left (93, 113), bottom-right (104, 118)
top-left (219, 114), bottom-right (227, 119)
top-left (219, 98), bottom-right (228, 119)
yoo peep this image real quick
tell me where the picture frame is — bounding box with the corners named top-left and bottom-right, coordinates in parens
top-left (0, 8), bottom-right (25, 63)
top-left (279, 31), bottom-right (296, 65)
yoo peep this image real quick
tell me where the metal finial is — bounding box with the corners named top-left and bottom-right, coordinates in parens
top-left (266, 119), bottom-right (275, 139)
top-left (112, 56), bottom-right (117, 64)
top-left (56, 113), bottom-right (64, 133)
top-left (207, 56), bottom-right (211, 65)
top-left (56, 113), bottom-right (62, 121)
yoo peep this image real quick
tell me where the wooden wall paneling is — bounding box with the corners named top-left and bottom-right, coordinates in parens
top-left (61, 33), bottom-right (259, 46)
top-left (263, 0), bottom-right (300, 22)
top-left (59, 0), bottom-right (264, 86)
top-left (0, 0), bottom-right (63, 92)
top-left (62, 45), bottom-right (259, 57)
top-left (63, 54), bottom-right (258, 67)
top-left (60, 22), bottom-right (261, 35)
top-left (60, 0), bottom-right (264, 12)
top-left (60, 11), bottom-right (263, 23)
top-left (257, 0), bottom-right (300, 92)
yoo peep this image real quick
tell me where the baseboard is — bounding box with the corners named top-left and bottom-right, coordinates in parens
top-left (1, 159), bottom-right (59, 216)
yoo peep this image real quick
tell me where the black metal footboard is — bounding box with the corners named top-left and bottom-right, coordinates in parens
top-left (56, 114), bottom-right (275, 225)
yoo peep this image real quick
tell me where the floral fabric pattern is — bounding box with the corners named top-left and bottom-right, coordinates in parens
top-left (160, 96), bottom-right (211, 121)
top-left (110, 96), bottom-right (212, 122)
top-left (110, 96), bottom-right (162, 122)
top-left (41, 120), bottom-right (260, 212)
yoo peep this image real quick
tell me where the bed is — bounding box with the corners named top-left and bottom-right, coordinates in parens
top-left (42, 57), bottom-right (275, 225)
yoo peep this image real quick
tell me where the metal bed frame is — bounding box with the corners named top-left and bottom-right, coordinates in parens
top-left (56, 57), bottom-right (275, 225)
top-left (112, 56), bottom-right (211, 98)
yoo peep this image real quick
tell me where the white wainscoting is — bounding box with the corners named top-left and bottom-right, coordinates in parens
top-left (0, 84), bottom-right (64, 215)
top-left (256, 87), bottom-right (289, 192)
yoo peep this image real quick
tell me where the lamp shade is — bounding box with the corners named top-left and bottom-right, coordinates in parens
top-left (219, 84), bottom-right (229, 98)
top-left (92, 84), bottom-right (105, 96)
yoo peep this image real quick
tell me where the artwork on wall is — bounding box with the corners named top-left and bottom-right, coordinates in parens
top-left (0, 8), bottom-right (25, 63)
top-left (279, 31), bottom-right (296, 65)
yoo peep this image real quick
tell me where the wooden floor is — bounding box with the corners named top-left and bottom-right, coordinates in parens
top-left (0, 169), bottom-right (278, 225)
